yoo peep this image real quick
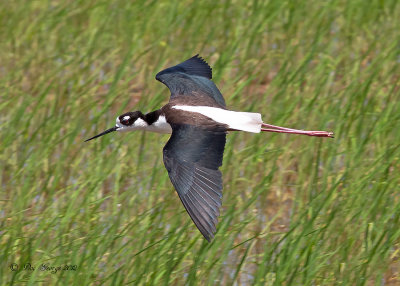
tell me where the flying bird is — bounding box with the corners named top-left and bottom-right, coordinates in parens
top-left (85, 55), bottom-right (333, 241)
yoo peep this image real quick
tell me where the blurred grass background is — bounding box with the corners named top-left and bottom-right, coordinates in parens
top-left (1, 0), bottom-right (399, 285)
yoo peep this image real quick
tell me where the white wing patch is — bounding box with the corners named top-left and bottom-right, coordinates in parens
top-left (173, 106), bottom-right (263, 133)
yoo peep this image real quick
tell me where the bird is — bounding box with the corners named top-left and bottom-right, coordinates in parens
top-left (85, 55), bottom-right (333, 241)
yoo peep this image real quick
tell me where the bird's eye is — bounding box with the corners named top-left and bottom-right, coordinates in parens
top-left (120, 116), bottom-right (135, 126)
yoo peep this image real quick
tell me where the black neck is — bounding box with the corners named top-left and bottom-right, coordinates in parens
top-left (143, 109), bottom-right (162, 125)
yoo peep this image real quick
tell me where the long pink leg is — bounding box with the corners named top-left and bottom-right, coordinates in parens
top-left (261, 123), bottom-right (334, 138)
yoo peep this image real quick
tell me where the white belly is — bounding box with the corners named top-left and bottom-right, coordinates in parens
top-left (172, 106), bottom-right (263, 133)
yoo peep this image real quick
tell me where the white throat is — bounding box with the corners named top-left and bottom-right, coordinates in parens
top-left (145, 115), bottom-right (172, 134)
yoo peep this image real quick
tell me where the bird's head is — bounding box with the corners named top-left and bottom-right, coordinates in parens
top-left (85, 111), bottom-right (145, 142)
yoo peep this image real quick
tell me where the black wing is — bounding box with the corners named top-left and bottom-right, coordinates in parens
top-left (156, 55), bottom-right (226, 107)
top-left (163, 124), bottom-right (226, 241)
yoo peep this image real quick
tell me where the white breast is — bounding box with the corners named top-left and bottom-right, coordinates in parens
top-left (172, 106), bottom-right (263, 133)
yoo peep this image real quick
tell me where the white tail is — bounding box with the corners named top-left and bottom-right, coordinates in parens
top-left (173, 106), bottom-right (263, 133)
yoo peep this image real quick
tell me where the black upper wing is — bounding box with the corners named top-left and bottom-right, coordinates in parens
top-left (155, 55), bottom-right (226, 107)
top-left (163, 124), bottom-right (226, 241)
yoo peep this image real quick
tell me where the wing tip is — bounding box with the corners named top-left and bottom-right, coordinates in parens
top-left (180, 191), bottom-right (219, 242)
top-left (204, 233), bottom-right (213, 242)
top-left (190, 54), bottom-right (212, 79)
top-left (155, 54), bottom-right (213, 81)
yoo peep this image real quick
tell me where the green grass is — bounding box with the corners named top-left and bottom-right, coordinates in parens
top-left (1, 0), bottom-right (399, 285)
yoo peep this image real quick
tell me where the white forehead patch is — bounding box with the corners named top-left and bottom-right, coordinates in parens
top-left (123, 115), bottom-right (130, 120)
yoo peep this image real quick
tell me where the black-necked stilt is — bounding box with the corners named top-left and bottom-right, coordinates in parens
top-left (86, 55), bottom-right (333, 241)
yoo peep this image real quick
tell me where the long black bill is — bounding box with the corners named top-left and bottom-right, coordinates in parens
top-left (85, 126), bottom-right (118, 142)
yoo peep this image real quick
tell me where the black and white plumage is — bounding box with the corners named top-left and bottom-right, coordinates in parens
top-left (85, 55), bottom-right (334, 241)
